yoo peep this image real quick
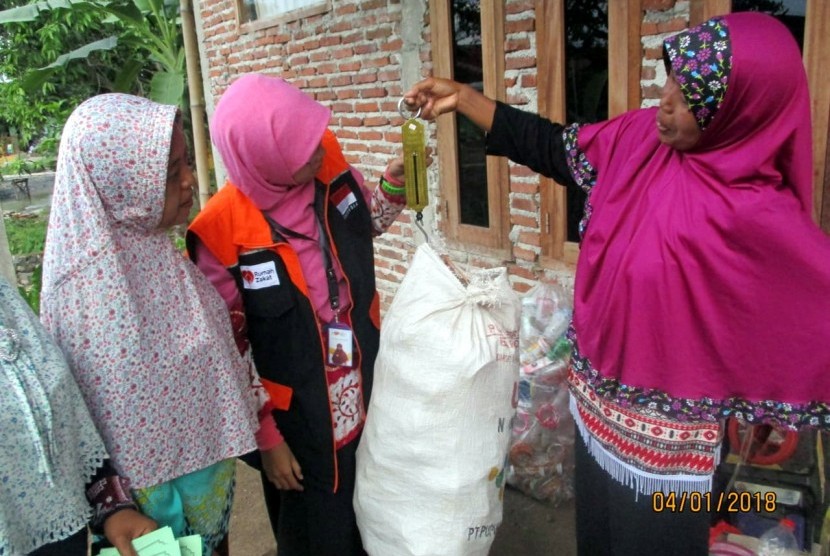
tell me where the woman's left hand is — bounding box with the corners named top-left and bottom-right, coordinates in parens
top-left (386, 157), bottom-right (405, 183)
top-left (103, 508), bottom-right (158, 556)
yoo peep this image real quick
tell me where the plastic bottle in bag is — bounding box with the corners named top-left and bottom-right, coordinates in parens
top-left (756, 518), bottom-right (799, 556)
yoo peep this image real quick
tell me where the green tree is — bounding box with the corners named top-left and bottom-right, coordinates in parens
top-left (0, 0), bottom-right (184, 154)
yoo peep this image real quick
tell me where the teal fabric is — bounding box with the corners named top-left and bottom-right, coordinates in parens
top-left (132, 458), bottom-right (236, 554)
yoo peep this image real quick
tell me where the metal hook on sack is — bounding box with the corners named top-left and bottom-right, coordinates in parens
top-left (398, 97), bottom-right (422, 120)
top-left (414, 212), bottom-right (429, 244)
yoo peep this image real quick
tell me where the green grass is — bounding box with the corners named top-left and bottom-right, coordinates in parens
top-left (4, 212), bottom-right (48, 255)
top-left (4, 212), bottom-right (48, 312)
top-left (3, 211), bottom-right (191, 314)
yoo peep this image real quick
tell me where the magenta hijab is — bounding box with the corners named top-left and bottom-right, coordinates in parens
top-left (211, 74), bottom-right (351, 320)
top-left (572, 12), bottom-right (830, 427)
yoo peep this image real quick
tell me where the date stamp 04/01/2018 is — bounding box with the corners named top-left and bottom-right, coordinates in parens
top-left (652, 491), bottom-right (777, 513)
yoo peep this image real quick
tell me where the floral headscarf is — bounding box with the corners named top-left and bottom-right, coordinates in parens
top-left (663, 16), bottom-right (732, 131)
top-left (40, 94), bottom-right (259, 489)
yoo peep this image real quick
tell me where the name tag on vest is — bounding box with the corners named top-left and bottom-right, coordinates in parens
top-left (240, 261), bottom-right (280, 290)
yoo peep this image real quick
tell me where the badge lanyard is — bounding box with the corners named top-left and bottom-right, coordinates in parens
top-left (311, 194), bottom-right (354, 368)
top-left (263, 205), bottom-right (353, 368)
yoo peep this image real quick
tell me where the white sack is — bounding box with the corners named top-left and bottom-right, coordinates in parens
top-left (355, 244), bottom-right (521, 556)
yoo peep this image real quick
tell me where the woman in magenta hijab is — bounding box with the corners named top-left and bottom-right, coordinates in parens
top-left (405, 12), bottom-right (830, 555)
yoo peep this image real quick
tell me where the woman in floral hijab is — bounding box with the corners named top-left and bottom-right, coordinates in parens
top-left (40, 94), bottom-right (262, 555)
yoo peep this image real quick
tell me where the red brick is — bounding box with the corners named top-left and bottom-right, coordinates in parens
top-left (341, 32), bottom-right (363, 44)
top-left (332, 101), bottom-right (355, 113)
top-left (510, 180), bottom-right (539, 195)
top-left (520, 74), bottom-right (537, 88)
top-left (378, 69), bottom-right (401, 82)
top-left (642, 83), bottom-right (662, 99)
top-left (511, 214), bottom-right (538, 228)
top-left (505, 18), bottom-right (535, 34)
top-left (354, 73), bottom-right (378, 85)
top-left (363, 56), bottom-right (391, 68)
top-left (358, 130), bottom-right (384, 141)
top-left (510, 165), bottom-right (540, 180)
top-left (518, 231), bottom-right (541, 247)
top-left (333, 48), bottom-right (355, 59)
top-left (641, 21), bottom-right (659, 35)
top-left (361, 87), bottom-right (386, 98)
top-left (339, 61), bottom-right (361, 72)
top-left (355, 102), bottom-right (380, 113)
top-left (506, 56), bottom-right (536, 70)
top-left (339, 116), bottom-right (363, 127)
top-left (336, 89), bottom-right (359, 100)
top-left (657, 17), bottom-right (687, 33)
top-left (511, 197), bottom-right (536, 213)
top-left (335, 3), bottom-right (358, 15)
top-left (331, 21), bottom-right (354, 33)
top-left (359, 0), bottom-right (385, 10)
top-left (347, 141), bottom-right (370, 152)
top-left (329, 75), bottom-right (352, 87)
top-left (506, 1), bottom-right (535, 15)
top-left (380, 39), bottom-right (403, 52)
top-left (367, 26), bottom-right (393, 40)
top-left (513, 246), bottom-right (537, 262)
top-left (505, 37), bottom-right (531, 53)
top-left (336, 129), bottom-right (359, 140)
top-left (363, 116), bottom-right (388, 127)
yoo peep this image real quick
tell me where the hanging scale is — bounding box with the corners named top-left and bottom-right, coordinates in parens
top-left (398, 98), bottom-right (429, 241)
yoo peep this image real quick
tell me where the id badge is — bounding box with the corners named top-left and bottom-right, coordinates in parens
top-left (326, 322), bottom-right (353, 368)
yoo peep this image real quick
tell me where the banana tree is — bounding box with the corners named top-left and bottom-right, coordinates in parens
top-left (0, 0), bottom-right (184, 107)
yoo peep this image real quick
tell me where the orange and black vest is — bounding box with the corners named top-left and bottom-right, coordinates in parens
top-left (186, 135), bottom-right (380, 492)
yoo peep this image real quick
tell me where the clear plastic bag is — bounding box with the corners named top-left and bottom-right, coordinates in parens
top-left (507, 283), bottom-right (575, 505)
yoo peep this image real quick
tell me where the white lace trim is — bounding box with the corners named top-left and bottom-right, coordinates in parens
top-left (570, 395), bottom-right (719, 500)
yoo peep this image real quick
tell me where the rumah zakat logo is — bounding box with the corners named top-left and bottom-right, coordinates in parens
top-left (239, 261), bottom-right (280, 290)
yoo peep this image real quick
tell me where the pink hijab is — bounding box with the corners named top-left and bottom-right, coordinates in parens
top-left (572, 12), bottom-right (830, 427)
top-left (211, 74), bottom-right (365, 321)
top-left (40, 94), bottom-right (259, 488)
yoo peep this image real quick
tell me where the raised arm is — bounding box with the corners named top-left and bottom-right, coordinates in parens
top-left (404, 77), bottom-right (575, 188)
top-left (403, 77), bottom-right (496, 131)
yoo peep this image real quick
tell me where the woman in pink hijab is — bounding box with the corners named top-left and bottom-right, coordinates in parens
top-left (188, 74), bottom-right (406, 555)
top-left (405, 12), bottom-right (830, 555)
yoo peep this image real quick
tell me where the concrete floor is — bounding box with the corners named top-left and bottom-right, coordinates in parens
top-left (228, 461), bottom-right (577, 556)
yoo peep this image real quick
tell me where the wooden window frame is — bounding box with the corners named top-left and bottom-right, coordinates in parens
top-left (804, 0), bottom-right (830, 230)
top-left (689, 0), bottom-right (730, 25)
top-left (428, 0), bottom-right (510, 253)
top-left (236, 0), bottom-right (330, 33)
top-left (537, 0), bottom-right (642, 265)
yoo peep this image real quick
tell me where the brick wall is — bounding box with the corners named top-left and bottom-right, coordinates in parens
top-left (195, 0), bottom-right (690, 311)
